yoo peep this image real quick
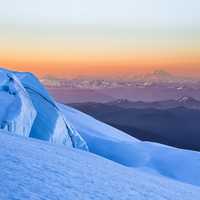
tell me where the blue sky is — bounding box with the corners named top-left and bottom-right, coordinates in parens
top-left (0, 0), bottom-right (199, 27)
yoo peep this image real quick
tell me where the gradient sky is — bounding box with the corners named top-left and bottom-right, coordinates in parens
top-left (0, 0), bottom-right (200, 77)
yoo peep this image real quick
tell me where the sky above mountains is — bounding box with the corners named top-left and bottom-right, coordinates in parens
top-left (0, 0), bottom-right (200, 77)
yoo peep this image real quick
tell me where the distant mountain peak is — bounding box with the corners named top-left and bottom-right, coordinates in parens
top-left (111, 98), bottom-right (131, 104)
top-left (141, 69), bottom-right (175, 83)
top-left (151, 69), bottom-right (173, 77)
top-left (176, 96), bottom-right (198, 103)
top-left (116, 98), bottom-right (129, 103)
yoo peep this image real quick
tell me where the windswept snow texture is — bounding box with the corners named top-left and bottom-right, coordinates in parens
top-left (0, 131), bottom-right (199, 200)
top-left (14, 70), bottom-right (88, 150)
top-left (0, 69), bottom-right (36, 137)
top-left (60, 104), bottom-right (200, 187)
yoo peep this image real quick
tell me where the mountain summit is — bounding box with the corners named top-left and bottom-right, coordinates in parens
top-left (152, 69), bottom-right (173, 77)
top-left (143, 69), bottom-right (175, 82)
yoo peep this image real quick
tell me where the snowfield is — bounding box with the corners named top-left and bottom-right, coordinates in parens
top-left (0, 131), bottom-right (199, 200)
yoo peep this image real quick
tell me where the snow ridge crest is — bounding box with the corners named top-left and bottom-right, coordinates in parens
top-left (0, 68), bottom-right (88, 151)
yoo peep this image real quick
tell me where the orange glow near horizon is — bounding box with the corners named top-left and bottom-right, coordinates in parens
top-left (1, 60), bottom-right (200, 78)
top-left (1, 0), bottom-right (200, 79)
top-left (1, 48), bottom-right (200, 78)
top-left (0, 30), bottom-right (200, 78)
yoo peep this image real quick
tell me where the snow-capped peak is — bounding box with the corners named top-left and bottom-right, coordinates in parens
top-left (176, 96), bottom-right (197, 103)
top-left (151, 69), bottom-right (173, 77)
top-left (113, 98), bottom-right (130, 104)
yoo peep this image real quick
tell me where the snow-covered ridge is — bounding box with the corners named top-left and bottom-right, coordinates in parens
top-left (59, 104), bottom-right (200, 187)
top-left (0, 68), bottom-right (88, 151)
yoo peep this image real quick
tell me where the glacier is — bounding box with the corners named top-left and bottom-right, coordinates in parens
top-left (0, 68), bottom-right (88, 150)
top-left (0, 131), bottom-right (199, 200)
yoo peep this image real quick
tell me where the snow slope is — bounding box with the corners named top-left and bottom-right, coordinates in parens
top-left (0, 69), bottom-right (36, 137)
top-left (15, 71), bottom-right (88, 150)
top-left (0, 68), bottom-right (88, 150)
top-left (59, 104), bottom-right (200, 187)
top-left (0, 131), bottom-right (199, 200)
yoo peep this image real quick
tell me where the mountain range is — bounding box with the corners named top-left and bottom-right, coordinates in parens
top-left (42, 69), bottom-right (197, 89)
top-left (44, 70), bottom-right (200, 103)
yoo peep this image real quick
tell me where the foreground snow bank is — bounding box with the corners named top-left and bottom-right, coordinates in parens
top-left (60, 104), bottom-right (200, 187)
top-left (0, 69), bottom-right (36, 136)
top-left (0, 131), bottom-right (199, 200)
top-left (15, 71), bottom-right (88, 150)
top-left (0, 68), bottom-right (88, 150)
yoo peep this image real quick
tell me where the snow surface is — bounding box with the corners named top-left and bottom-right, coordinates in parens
top-left (59, 104), bottom-right (200, 187)
top-left (0, 69), bottom-right (36, 137)
top-left (0, 68), bottom-right (88, 150)
top-left (0, 131), bottom-right (199, 200)
top-left (15, 71), bottom-right (88, 151)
